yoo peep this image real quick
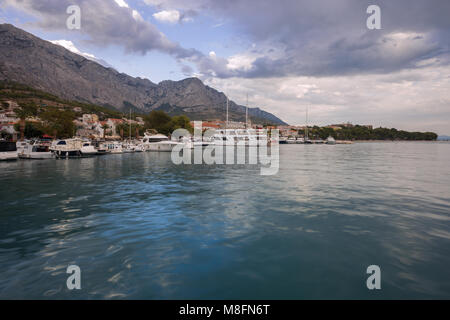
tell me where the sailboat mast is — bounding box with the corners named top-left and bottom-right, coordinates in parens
top-left (306, 106), bottom-right (309, 140)
top-left (246, 93), bottom-right (249, 129)
top-left (129, 109), bottom-right (132, 141)
top-left (226, 96), bottom-right (229, 129)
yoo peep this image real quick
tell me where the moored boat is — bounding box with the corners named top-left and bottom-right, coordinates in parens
top-left (80, 141), bottom-right (99, 156)
top-left (123, 142), bottom-right (136, 153)
top-left (326, 136), bottom-right (337, 145)
top-left (0, 140), bottom-right (18, 161)
top-left (142, 133), bottom-right (181, 152)
top-left (50, 139), bottom-right (83, 159)
top-left (18, 139), bottom-right (54, 159)
top-left (105, 141), bottom-right (124, 154)
top-left (286, 137), bottom-right (297, 144)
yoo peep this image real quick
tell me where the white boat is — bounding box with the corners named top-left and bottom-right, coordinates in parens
top-left (93, 142), bottom-right (108, 155)
top-left (246, 129), bottom-right (269, 147)
top-left (123, 142), bottom-right (136, 153)
top-left (193, 137), bottom-right (213, 148)
top-left (80, 141), bottom-right (99, 156)
top-left (142, 133), bottom-right (181, 152)
top-left (213, 129), bottom-right (237, 146)
top-left (213, 129), bottom-right (268, 146)
top-left (326, 136), bottom-right (336, 145)
top-left (105, 142), bottom-right (123, 154)
top-left (134, 144), bottom-right (145, 152)
top-left (16, 140), bottom-right (28, 155)
top-left (18, 140), bottom-right (54, 159)
top-left (50, 139), bottom-right (83, 158)
top-left (286, 137), bottom-right (297, 144)
top-left (0, 141), bottom-right (18, 161)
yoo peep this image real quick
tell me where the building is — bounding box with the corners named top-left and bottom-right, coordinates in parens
top-left (107, 118), bottom-right (125, 135)
top-left (0, 111), bottom-right (19, 124)
top-left (82, 114), bottom-right (99, 124)
top-left (0, 123), bottom-right (18, 136)
top-left (190, 121), bottom-right (223, 130)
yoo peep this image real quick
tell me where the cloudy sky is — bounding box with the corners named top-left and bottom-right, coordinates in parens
top-left (1, 0), bottom-right (449, 133)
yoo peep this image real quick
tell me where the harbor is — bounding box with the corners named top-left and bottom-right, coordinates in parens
top-left (1, 2), bottom-right (449, 304)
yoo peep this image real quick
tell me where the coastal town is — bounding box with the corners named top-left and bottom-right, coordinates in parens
top-left (1, 98), bottom-right (437, 143)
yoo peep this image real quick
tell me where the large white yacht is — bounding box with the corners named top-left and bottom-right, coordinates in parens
top-left (213, 129), bottom-right (238, 146)
top-left (0, 140), bottom-right (18, 161)
top-left (213, 129), bottom-right (268, 146)
top-left (142, 133), bottom-right (181, 152)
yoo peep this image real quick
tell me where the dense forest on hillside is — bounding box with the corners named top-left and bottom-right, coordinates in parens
top-left (301, 125), bottom-right (438, 141)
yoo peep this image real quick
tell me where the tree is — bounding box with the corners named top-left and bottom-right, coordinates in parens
top-left (169, 115), bottom-right (193, 133)
top-left (116, 123), bottom-right (145, 139)
top-left (144, 111), bottom-right (192, 135)
top-left (39, 108), bottom-right (76, 138)
top-left (144, 110), bottom-right (172, 133)
top-left (14, 102), bottom-right (38, 119)
top-left (14, 122), bottom-right (44, 139)
top-left (102, 124), bottom-right (109, 139)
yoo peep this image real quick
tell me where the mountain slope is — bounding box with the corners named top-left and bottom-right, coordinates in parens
top-left (0, 24), bottom-right (286, 125)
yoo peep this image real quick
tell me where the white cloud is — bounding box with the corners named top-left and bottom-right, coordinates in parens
top-left (153, 10), bottom-right (181, 24)
top-left (132, 9), bottom-right (143, 22)
top-left (49, 40), bottom-right (113, 68)
top-left (227, 54), bottom-right (256, 72)
top-left (49, 40), bottom-right (96, 60)
top-left (114, 0), bottom-right (129, 8)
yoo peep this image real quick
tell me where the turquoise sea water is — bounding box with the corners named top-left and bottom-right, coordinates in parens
top-left (0, 142), bottom-right (449, 299)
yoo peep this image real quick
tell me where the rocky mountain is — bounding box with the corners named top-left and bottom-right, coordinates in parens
top-left (0, 23), bottom-right (286, 125)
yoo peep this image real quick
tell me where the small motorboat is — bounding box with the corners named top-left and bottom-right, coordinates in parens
top-left (80, 141), bottom-right (99, 156)
top-left (50, 139), bottom-right (83, 159)
top-left (326, 136), bottom-right (337, 145)
top-left (18, 140), bottom-right (54, 159)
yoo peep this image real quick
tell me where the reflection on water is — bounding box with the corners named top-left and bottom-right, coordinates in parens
top-left (0, 142), bottom-right (449, 299)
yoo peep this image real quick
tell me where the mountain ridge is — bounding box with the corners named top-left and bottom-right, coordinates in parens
top-left (0, 23), bottom-right (286, 125)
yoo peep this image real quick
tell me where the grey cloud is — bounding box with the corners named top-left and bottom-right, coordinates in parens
top-left (147, 0), bottom-right (450, 78)
top-left (3, 0), bottom-right (201, 58)
top-left (5, 0), bottom-right (450, 79)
